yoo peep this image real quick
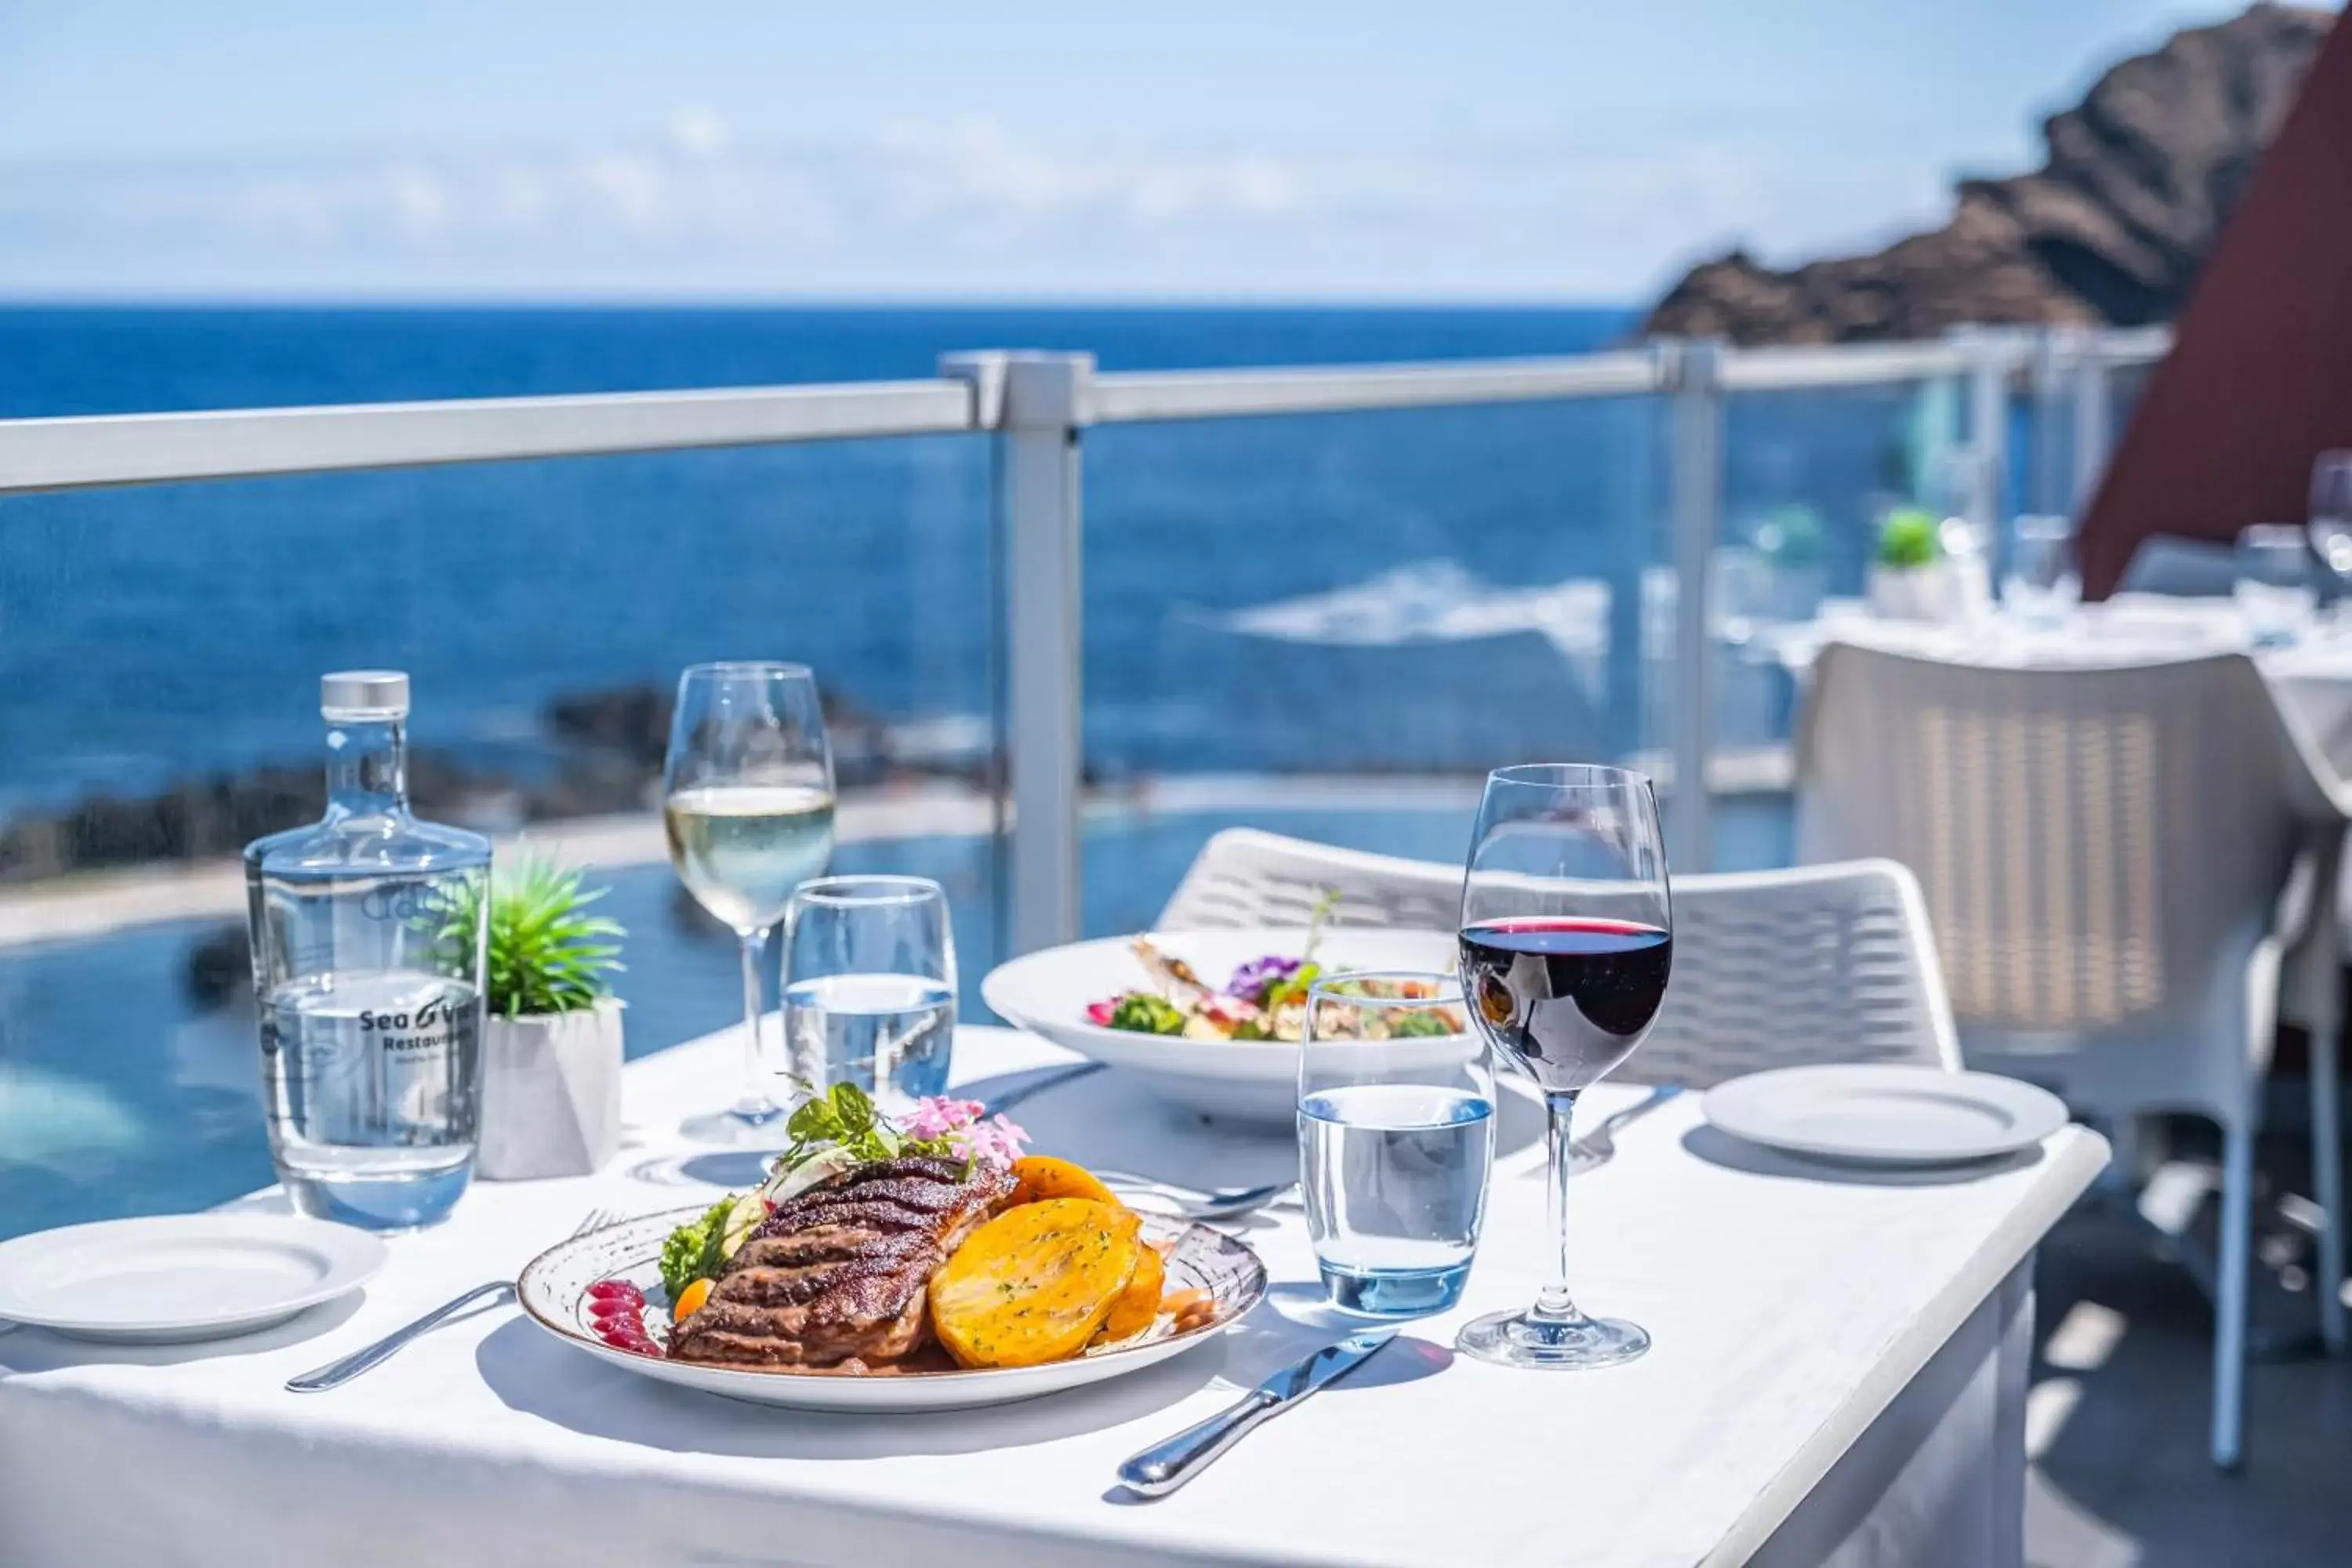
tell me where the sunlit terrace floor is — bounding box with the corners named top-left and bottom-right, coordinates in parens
top-left (2027, 1120), bottom-right (2352, 1566)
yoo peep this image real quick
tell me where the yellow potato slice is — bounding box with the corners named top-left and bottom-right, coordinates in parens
top-left (931, 1199), bottom-right (1142, 1368)
top-left (1098, 1241), bottom-right (1166, 1343)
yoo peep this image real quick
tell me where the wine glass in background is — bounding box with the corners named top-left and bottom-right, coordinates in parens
top-left (782, 875), bottom-right (956, 1115)
top-left (2234, 524), bottom-right (2318, 648)
top-left (1455, 764), bottom-right (1671, 1370)
top-left (2308, 450), bottom-right (2352, 609)
top-left (663, 662), bottom-right (836, 1136)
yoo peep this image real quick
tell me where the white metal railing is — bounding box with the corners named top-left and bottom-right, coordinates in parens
top-left (0, 379), bottom-right (977, 493)
top-left (0, 323), bottom-right (2172, 950)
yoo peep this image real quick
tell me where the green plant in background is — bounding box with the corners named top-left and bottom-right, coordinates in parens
top-left (1752, 504), bottom-right (1827, 568)
top-left (1877, 506), bottom-right (1943, 569)
top-left (436, 858), bottom-right (625, 1018)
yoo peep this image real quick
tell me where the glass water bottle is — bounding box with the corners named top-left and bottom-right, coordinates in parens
top-left (245, 671), bottom-right (492, 1231)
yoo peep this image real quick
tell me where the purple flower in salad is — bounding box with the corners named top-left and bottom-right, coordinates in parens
top-left (1227, 954), bottom-right (1300, 1004)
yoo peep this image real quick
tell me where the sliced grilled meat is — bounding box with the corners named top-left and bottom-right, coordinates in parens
top-left (668, 1156), bottom-right (1015, 1369)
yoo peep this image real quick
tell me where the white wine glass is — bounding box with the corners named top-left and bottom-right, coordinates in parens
top-left (663, 662), bottom-right (836, 1136)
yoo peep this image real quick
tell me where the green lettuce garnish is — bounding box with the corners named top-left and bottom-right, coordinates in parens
top-left (1392, 1009), bottom-right (1453, 1038)
top-left (659, 1196), bottom-right (735, 1302)
top-left (1109, 993), bottom-right (1187, 1034)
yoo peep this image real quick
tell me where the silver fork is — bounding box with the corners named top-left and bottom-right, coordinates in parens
top-left (286, 1206), bottom-right (617, 1393)
top-left (1569, 1084), bottom-right (1686, 1173)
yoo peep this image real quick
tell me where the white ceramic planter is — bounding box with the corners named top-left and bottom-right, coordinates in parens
top-left (1867, 561), bottom-right (1955, 622)
top-left (477, 996), bottom-right (623, 1180)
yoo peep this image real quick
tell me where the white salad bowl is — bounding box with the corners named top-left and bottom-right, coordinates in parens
top-left (981, 926), bottom-right (1468, 1122)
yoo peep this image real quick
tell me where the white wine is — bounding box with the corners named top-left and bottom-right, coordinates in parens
top-left (663, 782), bottom-right (837, 931)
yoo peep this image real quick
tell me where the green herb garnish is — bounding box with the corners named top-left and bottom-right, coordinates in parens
top-left (779, 1082), bottom-right (904, 1167)
top-left (775, 1081), bottom-right (964, 1169)
top-left (1263, 961), bottom-right (1323, 1012)
top-left (1302, 887), bottom-right (1340, 962)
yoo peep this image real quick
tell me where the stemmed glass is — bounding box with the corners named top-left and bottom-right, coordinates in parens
top-left (2309, 451), bottom-right (2352, 607)
top-left (1455, 763), bottom-right (1671, 1370)
top-left (662, 662), bottom-right (836, 1135)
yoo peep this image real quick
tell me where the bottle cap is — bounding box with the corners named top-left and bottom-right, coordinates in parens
top-left (321, 670), bottom-right (410, 721)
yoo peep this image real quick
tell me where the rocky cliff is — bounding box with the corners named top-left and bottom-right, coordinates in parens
top-left (1644, 5), bottom-right (2332, 345)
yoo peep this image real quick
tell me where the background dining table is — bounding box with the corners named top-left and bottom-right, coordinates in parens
top-left (1762, 594), bottom-right (2352, 771)
top-left (0, 1022), bottom-right (2104, 1568)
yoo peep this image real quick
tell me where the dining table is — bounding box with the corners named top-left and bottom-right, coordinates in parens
top-left (0, 1020), bottom-right (2106, 1568)
top-left (1759, 593), bottom-right (2352, 771)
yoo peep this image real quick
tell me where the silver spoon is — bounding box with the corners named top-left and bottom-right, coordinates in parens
top-left (1094, 1170), bottom-right (1298, 1222)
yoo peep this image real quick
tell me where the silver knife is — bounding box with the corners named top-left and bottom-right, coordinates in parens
top-left (1117, 1327), bottom-right (1398, 1497)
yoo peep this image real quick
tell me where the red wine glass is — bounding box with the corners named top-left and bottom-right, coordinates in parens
top-left (1455, 763), bottom-right (1671, 1370)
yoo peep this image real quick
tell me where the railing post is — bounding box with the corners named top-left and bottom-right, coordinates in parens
top-left (1664, 338), bottom-right (1723, 874)
top-left (950, 351), bottom-right (1092, 955)
top-left (2027, 328), bottom-right (2073, 517)
top-left (1951, 326), bottom-right (2014, 549)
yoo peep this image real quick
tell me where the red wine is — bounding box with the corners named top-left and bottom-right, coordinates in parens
top-left (1458, 917), bottom-right (1672, 1091)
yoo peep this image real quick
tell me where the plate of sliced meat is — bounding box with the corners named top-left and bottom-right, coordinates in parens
top-left (517, 1146), bottom-right (1267, 1412)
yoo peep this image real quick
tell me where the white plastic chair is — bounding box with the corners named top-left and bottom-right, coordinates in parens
top-left (1794, 641), bottom-right (2351, 1468)
top-left (1158, 828), bottom-right (1958, 1088)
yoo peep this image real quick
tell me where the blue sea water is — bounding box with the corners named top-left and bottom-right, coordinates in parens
top-left (0, 305), bottom-right (1902, 1239)
top-left (0, 305), bottom-right (1923, 809)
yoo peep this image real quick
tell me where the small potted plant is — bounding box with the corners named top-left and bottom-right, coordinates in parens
top-left (450, 858), bottom-right (627, 1180)
top-left (1868, 506), bottom-right (1952, 621)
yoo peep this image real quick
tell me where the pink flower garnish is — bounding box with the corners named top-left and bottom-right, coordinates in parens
top-left (896, 1095), bottom-right (1032, 1167)
top-left (1087, 1000), bottom-right (1117, 1026)
top-left (902, 1094), bottom-right (986, 1141)
top-left (953, 1113), bottom-right (1029, 1169)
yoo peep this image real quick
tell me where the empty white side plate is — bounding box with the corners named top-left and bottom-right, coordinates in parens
top-left (0, 1214), bottom-right (387, 1343)
top-left (1702, 1065), bottom-right (2068, 1165)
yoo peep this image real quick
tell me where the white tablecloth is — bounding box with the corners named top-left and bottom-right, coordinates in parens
top-left (1766, 595), bottom-right (2352, 769)
top-left (0, 1025), bottom-right (2105, 1568)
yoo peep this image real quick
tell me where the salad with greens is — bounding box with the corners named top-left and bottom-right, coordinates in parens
top-left (1085, 895), bottom-right (1463, 1043)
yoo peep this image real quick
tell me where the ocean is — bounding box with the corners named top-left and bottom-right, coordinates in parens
top-left (0, 305), bottom-right (1915, 1237)
top-left (0, 305), bottom-right (1926, 809)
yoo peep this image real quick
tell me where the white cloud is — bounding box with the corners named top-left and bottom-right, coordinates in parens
top-left (667, 107), bottom-right (729, 162)
top-left (0, 118), bottom-right (1954, 299)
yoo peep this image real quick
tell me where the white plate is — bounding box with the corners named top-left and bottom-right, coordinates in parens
top-left (0, 1214), bottom-right (388, 1343)
top-left (1702, 1065), bottom-right (2070, 1166)
top-left (517, 1207), bottom-right (1266, 1412)
top-left (981, 927), bottom-right (1468, 1122)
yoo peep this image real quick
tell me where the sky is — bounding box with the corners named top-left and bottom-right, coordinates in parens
top-left (0, 1), bottom-right (2307, 303)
